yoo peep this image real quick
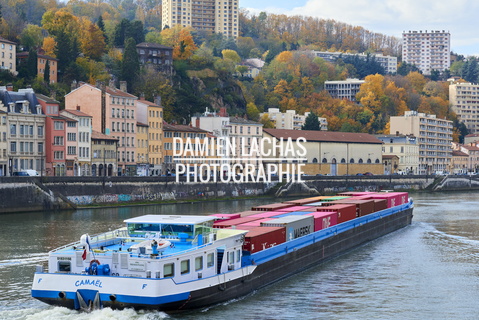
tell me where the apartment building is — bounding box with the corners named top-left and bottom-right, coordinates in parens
top-left (17, 50), bottom-right (58, 84)
top-left (324, 78), bottom-right (365, 102)
top-left (136, 43), bottom-right (173, 73)
top-left (137, 97), bottom-right (163, 176)
top-left (91, 130), bottom-right (119, 177)
top-left (311, 51), bottom-right (397, 74)
top-left (0, 87), bottom-right (45, 176)
top-left (162, 0), bottom-right (239, 38)
top-left (65, 81), bottom-right (138, 176)
top-left (0, 110), bottom-right (6, 175)
top-left (402, 30), bottom-right (450, 75)
top-left (376, 134), bottom-right (419, 174)
top-left (449, 82), bottom-right (479, 134)
top-left (259, 108), bottom-right (328, 130)
top-left (0, 37), bottom-right (16, 74)
top-left (60, 108), bottom-right (93, 176)
top-left (136, 122), bottom-right (149, 176)
top-left (390, 111), bottom-right (453, 174)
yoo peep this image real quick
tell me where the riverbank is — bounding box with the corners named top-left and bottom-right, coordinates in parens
top-left (1, 174), bottom-right (477, 214)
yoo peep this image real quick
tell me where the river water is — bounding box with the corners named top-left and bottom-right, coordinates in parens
top-left (1, 191), bottom-right (479, 320)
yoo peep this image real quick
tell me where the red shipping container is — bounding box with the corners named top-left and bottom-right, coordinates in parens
top-left (210, 213), bottom-right (241, 221)
top-left (317, 204), bottom-right (356, 223)
top-left (249, 211), bottom-right (285, 218)
top-left (369, 193), bottom-right (400, 208)
top-left (252, 203), bottom-right (295, 211)
top-left (214, 216), bottom-right (261, 228)
top-left (276, 206), bottom-right (311, 212)
top-left (329, 199), bottom-right (375, 217)
top-left (306, 211), bottom-right (337, 231)
top-left (337, 191), bottom-right (377, 197)
top-left (242, 227), bottom-right (286, 253)
top-left (373, 199), bottom-right (388, 212)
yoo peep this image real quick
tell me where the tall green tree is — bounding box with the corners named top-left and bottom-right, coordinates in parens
top-left (44, 60), bottom-right (50, 84)
top-left (121, 37), bottom-right (140, 92)
top-left (302, 112), bottom-right (321, 130)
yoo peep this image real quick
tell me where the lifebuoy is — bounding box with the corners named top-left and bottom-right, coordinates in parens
top-left (90, 259), bottom-right (101, 266)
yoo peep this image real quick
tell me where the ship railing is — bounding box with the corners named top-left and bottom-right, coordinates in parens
top-left (127, 242), bottom-right (213, 260)
top-left (50, 228), bottom-right (128, 253)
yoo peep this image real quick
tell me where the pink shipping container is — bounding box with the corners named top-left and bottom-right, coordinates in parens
top-left (249, 211), bottom-right (285, 218)
top-left (213, 216), bottom-right (261, 228)
top-left (252, 203), bottom-right (295, 212)
top-left (209, 213), bottom-right (241, 221)
top-left (386, 192), bottom-right (408, 205)
top-left (368, 193), bottom-right (405, 208)
top-left (242, 227), bottom-right (286, 253)
top-left (306, 211), bottom-right (337, 231)
top-left (236, 210), bottom-right (260, 217)
top-left (316, 204), bottom-right (356, 223)
top-left (276, 206), bottom-right (311, 212)
top-left (236, 218), bottom-right (274, 227)
top-left (337, 191), bottom-right (377, 197)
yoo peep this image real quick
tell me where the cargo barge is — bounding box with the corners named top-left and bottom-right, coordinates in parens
top-left (31, 191), bottom-right (413, 311)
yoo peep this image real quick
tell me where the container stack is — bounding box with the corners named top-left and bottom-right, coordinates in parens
top-left (210, 191), bottom-right (409, 254)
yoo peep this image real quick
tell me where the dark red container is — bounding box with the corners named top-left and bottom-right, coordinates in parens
top-left (306, 211), bottom-right (338, 231)
top-left (282, 196), bottom-right (329, 205)
top-left (337, 191), bottom-right (377, 197)
top-left (373, 199), bottom-right (388, 211)
top-left (242, 227), bottom-right (286, 253)
top-left (252, 203), bottom-right (295, 211)
top-left (317, 204), bottom-right (356, 223)
top-left (236, 210), bottom-right (260, 217)
top-left (276, 206), bottom-right (311, 212)
top-left (329, 199), bottom-right (375, 217)
top-left (213, 216), bottom-right (261, 228)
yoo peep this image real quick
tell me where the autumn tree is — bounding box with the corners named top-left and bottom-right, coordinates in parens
top-left (80, 19), bottom-right (106, 61)
top-left (19, 24), bottom-right (43, 51)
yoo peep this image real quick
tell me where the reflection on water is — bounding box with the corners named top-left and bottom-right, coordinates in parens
top-left (2, 192), bottom-right (479, 319)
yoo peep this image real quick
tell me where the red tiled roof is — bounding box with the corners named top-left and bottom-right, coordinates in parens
top-left (61, 109), bottom-right (92, 117)
top-left (138, 99), bottom-right (160, 107)
top-left (452, 150), bottom-right (469, 157)
top-left (105, 86), bottom-right (137, 98)
top-left (91, 130), bottom-right (119, 140)
top-left (263, 129), bottom-right (383, 144)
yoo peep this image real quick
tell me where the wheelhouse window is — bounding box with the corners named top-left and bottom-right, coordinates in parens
top-left (195, 256), bottom-right (203, 271)
top-left (207, 253), bottom-right (214, 268)
top-left (58, 261), bottom-right (71, 272)
top-left (181, 259), bottom-right (190, 275)
top-left (164, 263), bottom-right (174, 277)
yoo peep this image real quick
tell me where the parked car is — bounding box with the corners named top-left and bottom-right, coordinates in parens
top-left (12, 171), bottom-right (29, 176)
top-left (363, 172), bottom-right (374, 176)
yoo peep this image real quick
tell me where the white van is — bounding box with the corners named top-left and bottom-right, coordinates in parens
top-left (23, 169), bottom-right (40, 176)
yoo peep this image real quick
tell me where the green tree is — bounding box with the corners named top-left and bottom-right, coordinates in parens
top-left (19, 24), bottom-right (43, 51)
top-left (44, 60), bottom-right (50, 83)
top-left (246, 102), bottom-right (259, 120)
top-left (302, 112), bottom-right (321, 130)
top-left (121, 37), bottom-right (140, 92)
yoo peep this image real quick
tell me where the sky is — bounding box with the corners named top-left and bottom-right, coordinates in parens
top-left (240, 0), bottom-right (479, 56)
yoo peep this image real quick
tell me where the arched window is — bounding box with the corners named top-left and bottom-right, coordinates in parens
top-left (358, 158), bottom-right (363, 164)
top-left (350, 158), bottom-right (355, 164)
top-left (367, 159), bottom-right (372, 164)
top-left (312, 158), bottom-right (318, 163)
top-left (341, 158), bottom-right (346, 163)
top-left (375, 159), bottom-right (380, 163)
top-left (332, 158), bottom-right (337, 164)
top-left (322, 158), bottom-right (327, 163)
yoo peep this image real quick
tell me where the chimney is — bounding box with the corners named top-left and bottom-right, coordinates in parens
top-left (109, 79), bottom-right (116, 89)
top-left (140, 93), bottom-right (145, 100)
top-left (6, 84), bottom-right (13, 91)
top-left (71, 80), bottom-right (77, 91)
top-left (396, 131), bottom-right (399, 136)
top-left (76, 105), bottom-right (81, 111)
top-left (120, 81), bottom-right (127, 93)
top-left (219, 107), bottom-right (227, 117)
top-left (196, 118), bottom-right (200, 128)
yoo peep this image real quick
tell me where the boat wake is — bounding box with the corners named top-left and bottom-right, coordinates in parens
top-left (0, 253), bottom-right (48, 269)
top-left (1, 306), bottom-right (169, 320)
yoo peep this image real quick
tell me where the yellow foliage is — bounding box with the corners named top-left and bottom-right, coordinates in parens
top-left (276, 51), bottom-right (293, 63)
top-left (42, 37), bottom-right (56, 58)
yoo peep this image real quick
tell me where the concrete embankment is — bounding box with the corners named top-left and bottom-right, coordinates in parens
top-left (0, 175), bottom-right (475, 214)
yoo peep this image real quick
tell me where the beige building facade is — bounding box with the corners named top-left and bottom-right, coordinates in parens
top-left (376, 134), bottom-right (419, 174)
top-left (449, 82), bottom-right (479, 134)
top-left (260, 108), bottom-right (328, 130)
top-left (263, 129), bottom-right (383, 176)
top-left (0, 37), bottom-right (16, 74)
top-left (65, 81), bottom-right (138, 176)
top-left (162, 0), bottom-right (239, 38)
top-left (390, 111), bottom-right (452, 174)
top-left (137, 97), bottom-right (163, 176)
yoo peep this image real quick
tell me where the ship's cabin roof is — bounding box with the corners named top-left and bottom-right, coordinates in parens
top-left (124, 215), bottom-right (215, 225)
